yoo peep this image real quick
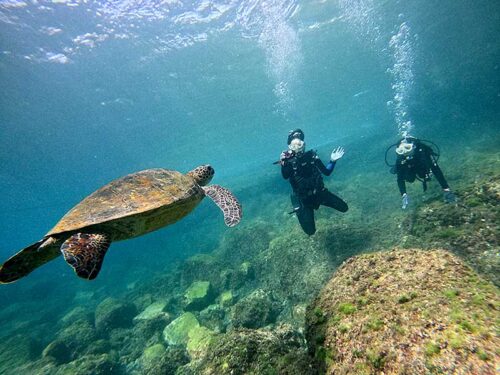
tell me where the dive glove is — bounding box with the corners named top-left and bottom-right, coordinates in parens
top-left (443, 190), bottom-right (456, 203)
top-left (401, 193), bottom-right (409, 209)
top-left (330, 146), bottom-right (345, 161)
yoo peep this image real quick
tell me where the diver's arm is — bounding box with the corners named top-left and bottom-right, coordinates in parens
top-left (429, 159), bottom-right (450, 190)
top-left (281, 162), bottom-right (293, 179)
top-left (397, 176), bottom-right (407, 195)
top-left (316, 158), bottom-right (336, 176)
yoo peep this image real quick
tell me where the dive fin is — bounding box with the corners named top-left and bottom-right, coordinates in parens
top-left (0, 238), bottom-right (61, 284)
top-left (61, 233), bottom-right (111, 280)
top-left (203, 185), bottom-right (242, 227)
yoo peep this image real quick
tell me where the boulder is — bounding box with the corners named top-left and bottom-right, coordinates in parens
top-left (183, 281), bottom-right (215, 311)
top-left (42, 340), bottom-right (72, 364)
top-left (306, 249), bottom-right (499, 374)
top-left (133, 301), bottom-right (170, 323)
top-left (95, 298), bottom-right (137, 333)
top-left (230, 289), bottom-right (280, 329)
top-left (180, 324), bottom-right (314, 374)
top-left (163, 312), bottom-right (200, 346)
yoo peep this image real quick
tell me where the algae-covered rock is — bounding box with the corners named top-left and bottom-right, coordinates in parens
top-left (183, 281), bottom-right (215, 311)
top-left (140, 346), bottom-right (189, 375)
top-left (42, 340), bottom-right (72, 364)
top-left (53, 353), bottom-right (120, 375)
top-left (230, 289), bottom-right (280, 329)
top-left (95, 297), bottom-right (137, 333)
top-left (219, 290), bottom-right (234, 307)
top-left (137, 343), bottom-right (166, 373)
top-left (199, 304), bottom-right (226, 333)
top-left (410, 174), bottom-right (500, 285)
top-left (57, 319), bottom-right (98, 357)
top-left (181, 324), bottom-right (314, 375)
top-left (133, 301), bottom-right (170, 323)
top-left (60, 307), bottom-right (93, 327)
top-left (163, 312), bottom-right (200, 346)
top-left (306, 249), bottom-right (499, 374)
top-left (0, 334), bottom-right (39, 374)
top-left (186, 326), bottom-right (216, 360)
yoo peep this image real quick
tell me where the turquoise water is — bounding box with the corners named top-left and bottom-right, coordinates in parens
top-left (0, 0), bottom-right (499, 373)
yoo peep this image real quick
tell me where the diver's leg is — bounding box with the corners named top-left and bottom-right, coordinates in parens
top-left (296, 206), bottom-right (316, 235)
top-left (320, 189), bottom-right (348, 212)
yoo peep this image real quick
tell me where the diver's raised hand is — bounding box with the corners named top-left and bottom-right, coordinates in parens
top-left (401, 193), bottom-right (410, 209)
top-left (330, 147), bottom-right (345, 162)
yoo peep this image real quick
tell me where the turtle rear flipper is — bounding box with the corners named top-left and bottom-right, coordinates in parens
top-left (61, 233), bottom-right (111, 280)
top-left (203, 185), bottom-right (242, 227)
top-left (0, 239), bottom-right (61, 284)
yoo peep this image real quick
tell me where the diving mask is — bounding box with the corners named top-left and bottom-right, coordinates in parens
top-left (289, 138), bottom-right (305, 154)
top-left (396, 141), bottom-right (414, 156)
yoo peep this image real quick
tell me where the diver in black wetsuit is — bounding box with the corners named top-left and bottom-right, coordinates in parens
top-left (280, 129), bottom-right (348, 235)
top-left (393, 137), bottom-right (456, 209)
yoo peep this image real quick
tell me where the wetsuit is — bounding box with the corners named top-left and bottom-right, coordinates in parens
top-left (395, 142), bottom-right (449, 195)
top-left (281, 150), bottom-right (348, 235)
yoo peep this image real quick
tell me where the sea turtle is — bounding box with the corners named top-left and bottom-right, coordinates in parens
top-left (0, 165), bottom-right (242, 283)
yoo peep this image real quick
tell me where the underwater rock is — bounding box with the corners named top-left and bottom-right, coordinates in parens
top-left (0, 334), bottom-right (39, 373)
top-left (163, 312), bottom-right (200, 346)
top-left (178, 254), bottom-right (224, 291)
top-left (137, 343), bottom-right (166, 373)
top-left (60, 307), bottom-right (93, 327)
top-left (255, 229), bottom-right (335, 307)
top-left (53, 353), bottom-right (121, 375)
top-left (183, 281), bottom-right (215, 311)
top-left (410, 174), bottom-right (500, 286)
top-left (178, 324), bottom-right (314, 375)
top-left (186, 325), bottom-right (216, 360)
top-left (95, 297), bottom-right (137, 333)
top-left (216, 222), bottom-right (272, 265)
top-left (133, 301), bottom-right (170, 323)
top-left (305, 248), bottom-right (499, 374)
top-left (57, 319), bottom-right (98, 358)
top-left (230, 289), bottom-right (280, 329)
top-left (138, 346), bottom-right (189, 375)
top-left (42, 340), bottom-right (72, 365)
top-left (218, 290), bottom-right (234, 307)
top-left (199, 304), bottom-right (226, 333)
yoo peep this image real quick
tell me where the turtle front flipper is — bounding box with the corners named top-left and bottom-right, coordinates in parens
top-left (61, 233), bottom-right (111, 280)
top-left (0, 238), bottom-right (61, 284)
top-left (202, 185), bottom-right (242, 227)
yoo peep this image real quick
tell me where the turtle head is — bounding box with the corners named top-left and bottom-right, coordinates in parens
top-left (187, 165), bottom-right (214, 186)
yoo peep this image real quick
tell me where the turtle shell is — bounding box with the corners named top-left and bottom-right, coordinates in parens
top-left (46, 169), bottom-right (204, 240)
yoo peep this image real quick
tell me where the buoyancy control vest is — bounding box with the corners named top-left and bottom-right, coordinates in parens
top-left (288, 150), bottom-right (324, 196)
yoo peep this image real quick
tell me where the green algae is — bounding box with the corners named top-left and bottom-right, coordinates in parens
top-left (163, 312), bottom-right (200, 346)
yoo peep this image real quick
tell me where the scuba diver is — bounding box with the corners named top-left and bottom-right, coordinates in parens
top-left (389, 137), bottom-right (456, 209)
top-left (280, 129), bottom-right (348, 235)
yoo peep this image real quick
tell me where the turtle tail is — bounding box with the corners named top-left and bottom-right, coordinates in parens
top-left (0, 238), bottom-right (61, 284)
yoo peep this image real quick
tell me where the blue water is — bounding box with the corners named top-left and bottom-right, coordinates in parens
top-left (0, 0), bottom-right (499, 372)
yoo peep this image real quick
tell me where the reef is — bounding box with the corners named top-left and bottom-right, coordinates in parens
top-left (1, 135), bottom-right (498, 374)
top-left (305, 248), bottom-right (499, 374)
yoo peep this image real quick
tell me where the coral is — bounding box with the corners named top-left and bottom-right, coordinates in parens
top-left (94, 298), bottom-right (137, 333)
top-left (306, 249), bottom-right (499, 374)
